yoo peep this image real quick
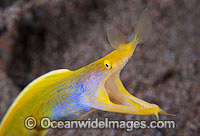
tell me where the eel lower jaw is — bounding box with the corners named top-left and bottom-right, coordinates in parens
top-left (104, 72), bottom-right (175, 120)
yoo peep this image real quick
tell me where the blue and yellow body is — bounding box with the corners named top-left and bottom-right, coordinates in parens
top-left (0, 9), bottom-right (174, 136)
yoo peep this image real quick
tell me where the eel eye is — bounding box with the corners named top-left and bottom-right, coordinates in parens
top-left (104, 59), bottom-right (112, 69)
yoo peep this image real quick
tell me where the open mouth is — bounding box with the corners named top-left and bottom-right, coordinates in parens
top-left (104, 71), bottom-right (145, 108)
top-left (102, 71), bottom-right (175, 119)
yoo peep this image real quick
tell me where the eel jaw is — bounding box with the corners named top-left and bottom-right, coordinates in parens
top-left (103, 71), bottom-right (175, 120)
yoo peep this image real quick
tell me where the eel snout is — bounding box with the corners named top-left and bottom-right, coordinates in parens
top-left (103, 72), bottom-right (175, 120)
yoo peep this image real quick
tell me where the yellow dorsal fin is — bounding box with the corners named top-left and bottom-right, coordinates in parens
top-left (24, 69), bottom-right (71, 91)
top-left (5, 69), bottom-right (72, 109)
top-left (0, 69), bottom-right (72, 136)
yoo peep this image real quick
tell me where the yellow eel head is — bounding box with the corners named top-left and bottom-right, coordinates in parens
top-left (81, 9), bottom-right (175, 120)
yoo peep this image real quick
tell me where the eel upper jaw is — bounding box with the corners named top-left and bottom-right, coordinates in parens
top-left (103, 71), bottom-right (142, 107)
top-left (104, 70), bottom-right (159, 110)
top-left (103, 71), bottom-right (175, 119)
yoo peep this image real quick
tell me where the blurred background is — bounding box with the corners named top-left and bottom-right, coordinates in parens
top-left (0, 0), bottom-right (199, 135)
